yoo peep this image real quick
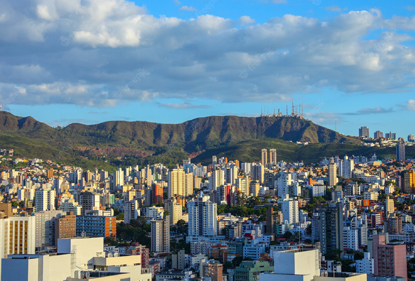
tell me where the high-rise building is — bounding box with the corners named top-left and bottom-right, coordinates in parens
top-left (35, 210), bottom-right (64, 249)
top-left (386, 215), bottom-right (402, 234)
top-left (281, 194), bottom-right (299, 224)
top-left (328, 157), bottom-right (337, 187)
top-left (235, 261), bottom-right (273, 281)
top-left (165, 197), bottom-right (182, 225)
top-left (112, 168), bottom-right (124, 191)
top-left (261, 149), bottom-right (267, 166)
top-left (312, 202), bottom-right (343, 255)
top-left (168, 168), bottom-right (185, 198)
top-left (396, 142), bottom-right (405, 161)
top-left (409, 134), bottom-right (415, 142)
top-left (151, 215), bottom-right (170, 253)
top-left (55, 212), bottom-right (77, 245)
top-left (359, 126), bottom-right (369, 137)
top-left (385, 196), bottom-right (394, 218)
top-left (356, 252), bottom-right (374, 274)
top-left (188, 192), bottom-right (217, 237)
top-left (172, 249), bottom-right (186, 270)
top-left (185, 173), bottom-right (194, 196)
top-left (0, 215), bottom-right (36, 258)
top-left (225, 165), bottom-right (238, 186)
top-left (251, 163), bottom-right (264, 184)
top-left (277, 173), bottom-right (293, 198)
top-left (373, 235), bottom-right (407, 279)
top-left (124, 200), bottom-right (140, 224)
top-left (202, 262), bottom-right (223, 281)
top-left (152, 184), bottom-right (163, 205)
top-left (269, 149), bottom-right (277, 165)
top-left (386, 132), bottom-right (397, 140)
top-left (404, 170), bottom-right (415, 194)
top-left (35, 189), bottom-right (56, 212)
top-left (374, 130), bottom-right (383, 139)
top-left (79, 192), bottom-right (100, 215)
top-left (211, 168), bottom-right (225, 191)
top-left (338, 155), bottom-right (354, 179)
top-left (266, 207), bottom-right (275, 235)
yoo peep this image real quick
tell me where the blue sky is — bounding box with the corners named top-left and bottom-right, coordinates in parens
top-left (2, 0), bottom-right (415, 138)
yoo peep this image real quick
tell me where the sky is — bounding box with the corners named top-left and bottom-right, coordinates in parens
top-left (1, 0), bottom-right (415, 138)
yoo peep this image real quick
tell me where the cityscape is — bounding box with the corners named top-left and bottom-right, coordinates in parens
top-left (2, 0), bottom-right (415, 281)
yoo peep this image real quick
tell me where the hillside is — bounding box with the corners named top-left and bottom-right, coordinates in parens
top-left (0, 111), bottom-right (368, 168)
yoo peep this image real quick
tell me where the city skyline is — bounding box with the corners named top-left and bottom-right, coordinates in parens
top-left (1, 0), bottom-right (415, 137)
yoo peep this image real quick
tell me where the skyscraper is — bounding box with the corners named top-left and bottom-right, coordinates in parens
top-left (338, 155), bottom-right (354, 179)
top-left (359, 126), bottom-right (369, 138)
top-left (328, 157), bottom-right (337, 187)
top-left (374, 130), bottom-right (383, 139)
top-left (251, 163), bottom-right (264, 184)
top-left (403, 170), bottom-right (415, 194)
top-left (281, 194), bottom-right (299, 224)
top-left (385, 196), bottom-right (394, 218)
top-left (151, 215), bottom-right (170, 253)
top-left (168, 168), bottom-right (185, 198)
top-left (269, 149), bottom-right (277, 165)
top-left (188, 192), bottom-right (217, 237)
top-left (261, 149), bottom-right (267, 166)
top-left (312, 202), bottom-right (343, 255)
top-left (35, 189), bottom-right (56, 212)
top-left (396, 142), bottom-right (405, 161)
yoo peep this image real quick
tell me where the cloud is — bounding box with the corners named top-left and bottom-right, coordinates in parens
top-left (343, 106), bottom-right (395, 115)
top-left (174, 0), bottom-right (181, 6)
top-left (325, 6), bottom-right (342, 12)
top-left (88, 111), bottom-right (109, 115)
top-left (157, 102), bottom-right (211, 109)
top-left (238, 16), bottom-right (255, 25)
top-left (0, 1), bottom-right (414, 109)
top-left (406, 6), bottom-right (415, 11)
top-left (304, 112), bottom-right (344, 125)
top-left (407, 100), bottom-right (415, 111)
top-left (180, 6), bottom-right (198, 12)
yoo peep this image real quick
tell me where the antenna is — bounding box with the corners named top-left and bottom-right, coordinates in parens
top-left (292, 102), bottom-right (294, 116)
top-left (261, 105), bottom-right (263, 116)
top-left (302, 104), bottom-right (304, 117)
top-left (286, 105), bottom-right (288, 116)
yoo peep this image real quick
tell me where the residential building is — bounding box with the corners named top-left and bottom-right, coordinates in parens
top-left (281, 194), bottom-right (299, 224)
top-left (76, 215), bottom-right (116, 238)
top-left (403, 170), bottom-right (415, 194)
top-left (343, 227), bottom-right (358, 250)
top-left (373, 235), bottom-right (407, 280)
top-left (35, 189), bottom-right (55, 212)
top-left (261, 149), bottom-right (267, 166)
top-left (79, 192), bottom-right (100, 215)
top-left (374, 131), bottom-right (383, 139)
top-left (151, 215), bottom-right (170, 253)
top-left (172, 249), bottom-right (186, 270)
top-left (359, 126), bottom-right (369, 138)
top-left (269, 149), bottom-right (277, 165)
top-left (385, 196), bottom-right (394, 218)
top-left (251, 163), bottom-right (264, 184)
top-left (168, 168), bottom-right (185, 198)
top-left (124, 200), bottom-right (140, 224)
top-left (235, 261), bottom-right (273, 281)
top-left (328, 157), bottom-right (337, 187)
top-left (202, 261), bottom-right (223, 281)
top-left (396, 142), bottom-right (405, 161)
top-left (152, 184), bottom-right (164, 205)
top-left (55, 212), bottom-right (77, 245)
top-left (188, 192), bottom-right (217, 238)
top-left (356, 252), bottom-right (374, 274)
top-left (34, 210), bottom-right (64, 249)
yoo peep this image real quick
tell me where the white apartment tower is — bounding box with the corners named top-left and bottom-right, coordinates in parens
top-left (151, 216), bottom-right (170, 253)
top-left (168, 168), bottom-right (186, 198)
top-left (188, 192), bottom-right (217, 237)
top-left (281, 194), bottom-right (299, 224)
top-left (328, 157), bottom-right (338, 186)
top-left (35, 189), bottom-right (56, 212)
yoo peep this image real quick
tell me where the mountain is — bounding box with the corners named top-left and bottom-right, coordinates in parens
top-left (0, 111), bottom-right (380, 169)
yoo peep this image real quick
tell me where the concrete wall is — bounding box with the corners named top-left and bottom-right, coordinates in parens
top-left (273, 250), bottom-right (319, 277)
top-left (314, 274), bottom-right (367, 281)
top-left (58, 237), bottom-right (103, 269)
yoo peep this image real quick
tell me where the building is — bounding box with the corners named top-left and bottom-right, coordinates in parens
top-left (261, 149), bottom-right (267, 166)
top-left (386, 215), bottom-right (402, 234)
top-left (0, 215), bottom-right (36, 258)
top-left (126, 243), bottom-right (150, 269)
top-left (409, 134), bottom-right (415, 142)
top-left (202, 261), bottom-right (223, 281)
top-left (165, 197), bottom-right (182, 225)
top-left (343, 227), bottom-right (358, 250)
top-left (152, 184), bottom-right (164, 205)
top-left (374, 131), bottom-right (383, 139)
top-left (373, 235), bottom-right (407, 280)
top-left (404, 170), bottom-right (415, 194)
top-left (35, 189), bottom-right (55, 212)
top-left (168, 168), bottom-right (186, 198)
top-left (76, 215), bottom-right (116, 238)
top-left (312, 202), bottom-right (343, 255)
top-left (328, 157), bottom-right (337, 187)
top-left (243, 242), bottom-right (266, 260)
top-left (359, 126), bottom-right (369, 138)
top-left (235, 261), bottom-right (273, 281)
top-left (338, 155), bottom-right (354, 179)
top-left (251, 164), bottom-right (264, 184)
top-left (124, 200), bottom-right (140, 224)
top-left (386, 132), bottom-right (397, 140)
top-left (396, 142), bottom-right (405, 161)
top-left (172, 249), bottom-right (186, 270)
top-left (356, 252), bottom-right (374, 274)
top-left (79, 192), bottom-right (100, 215)
top-left (55, 212), bottom-right (77, 245)
top-left (188, 192), bottom-right (217, 238)
top-left (269, 149), bottom-right (277, 165)
top-left (385, 196), bottom-right (394, 217)
top-left (281, 194), bottom-right (299, 224)
top-left (34, 210), bottom-right (64, 249)
top-left (151, 215), bottom-right (170, 253)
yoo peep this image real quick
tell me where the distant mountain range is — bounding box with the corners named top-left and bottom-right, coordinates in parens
top-left (0, 111), bottom-right (409, 169)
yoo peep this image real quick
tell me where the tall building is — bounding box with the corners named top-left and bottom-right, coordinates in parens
top-left (374, 130), bottom-right (383, 139)
top-left (202, 262), bottom-right (223, 281)
top-left (251, 163), bottom-right (264, 184)
top-left (269, 149), bottom-right (277, 165)
top-left (312, 202), bottom-right (343, 255)
top-left (359, 126), bottom-right (369, 137)
top-left (385, 196), bottom-right (394, 218)
top-left (396, 142), bottom-right (405, 161)
top-left (277, 173), bottom-right (293, 198)
top-left (0, 215), bottom-right (36, 258)
top-left (403, 170), bottom-right (415, 194)
top-left (124, 200), bottom-right (140, 224)
top-left (338, 155), bottom-right (354, 179)
top-left (211, 168), bottom-right (225, 191)
top-left (152, 184), bottom-right (163, 205)
top-left (185, 173), bottom-right (194, 196)
top-left (281, 194), bottom-right (299, 224)
top-left (373, 235), bottom-right (407, 279)
top-left (79, 192), bottom-right (100, 215)
top-left (34, 210), bottom-right (64, 249)
top-left (188, 192), bottom-right (217, 237)
top-left (151, 215), bottom-right (170, 253)
top-left (409, 134), bottom-right (415, 142)
top-left (172, 249), bottom-right (186, 270)
top-left (55, 212), bottom-right (77, 245)
top-left (168, 168), bottom-right (185, 198)
top-left (35, 189), bottom-right (56, 212)
top-left (328, 157), bottom-right (337, 187)
top-left (386, 215), bottom-right (402, 234)
top-left (386, 132), bottom-right (397, 140)
top-left (165, 197), bottom-right (182, 225)
top-left (356, 252), bottom-right (374, 274)
top-left (112, 168), bottom-right (124, 191)
top-left (261, 149), bottom-right (267, 166)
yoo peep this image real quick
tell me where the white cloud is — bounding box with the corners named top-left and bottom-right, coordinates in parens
top-left (180, 6), bottom-right (198, 12)
top-left (238, 16), bottom-right (255, 25)
top-left (325, 6), bottom-right (342, 12)
top-left (407, 100), bottom-right (415, 111)
top-left (0, 0), bottom-right (414, 108)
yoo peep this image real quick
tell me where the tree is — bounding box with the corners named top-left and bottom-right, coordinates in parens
top-left (116, 213), bottom-right (124, 220)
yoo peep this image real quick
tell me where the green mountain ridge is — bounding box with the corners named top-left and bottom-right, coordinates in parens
top-left (2, 111), bottom-right (402, 169)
